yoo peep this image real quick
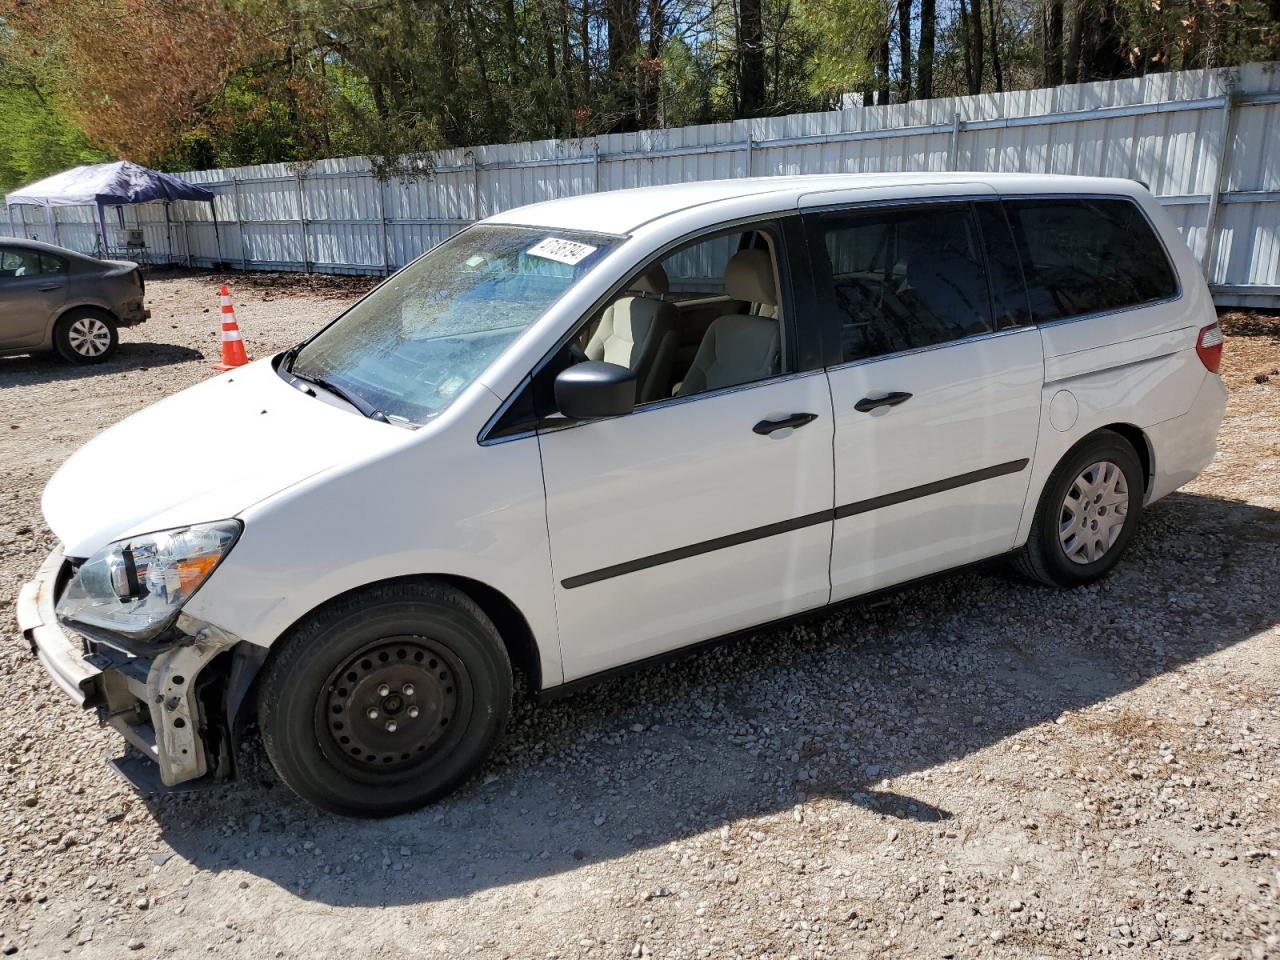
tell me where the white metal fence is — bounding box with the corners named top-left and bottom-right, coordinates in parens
top-left (7, 62), bottom-right (1280, 307)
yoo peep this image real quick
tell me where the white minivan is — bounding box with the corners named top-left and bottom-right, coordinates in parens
top-left (18, 173), bottom-right (1226, 816)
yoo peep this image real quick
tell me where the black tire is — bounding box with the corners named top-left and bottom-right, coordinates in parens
top-left (258, 580), bottom-right (512, 817)
top-left (1013, 430), bottom-right (1145, 588)
top-left (53, 308), bottom-right (118, 364)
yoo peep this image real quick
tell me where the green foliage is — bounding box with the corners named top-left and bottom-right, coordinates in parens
top-left (0, 19), bottom-right (108, 191)
top-left (659, 39), bottom-right (719, 126)
top-left (0, 83), bottom-right (109, 191)
top-left (797, 0), bottom-right (884, 99)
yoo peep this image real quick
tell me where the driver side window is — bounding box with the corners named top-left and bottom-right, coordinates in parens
top-left (0, 247), bottom-right (42, 281)
top-left (484, 222), bottom-right (793, 441)
top-left (571, 225), bottom-right (788, 406)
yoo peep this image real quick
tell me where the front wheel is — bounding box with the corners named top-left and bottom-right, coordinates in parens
top-left (258, 581), bottom-right (512, 817)
top-left (1013, 431), bottom-right (1145, 587)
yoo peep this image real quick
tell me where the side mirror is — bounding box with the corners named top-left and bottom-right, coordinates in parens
top-left (554, 361), bottom-right (636, 421)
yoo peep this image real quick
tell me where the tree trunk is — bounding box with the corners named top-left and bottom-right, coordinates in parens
top-left (461, 0), bottom-right (498, 137)
top-left (606, 0), bottom-right (641, 129)
top-left (643, 0), bottom-right (663, 126)
top-left (579, 0), bottom-right (592, 103)
top-left (877, 31), bottom-right (891, 104)
top-left (542, 5), bottom-right (561, 136)
top-left (1065, 0), bottom-right (1084, 83)
top-left (1042, 0), bottom-right (1063, 85)
top-left (897, 0), bottom-right (912, 101)
top-left (971, 0), bottom-right (985, 94)
top-left (504, 0), bottom-right (520, 85)
top-left (918, 0), bottom-right (936, 98)
top-left (988, 0), bottom-right (1004, 92)
top-left (959, 0), bottom-right (984, 94)
top-left (560, 0), bottom-right (575, 108)
top-left (1078, 0), bottom-right (1128, 80)
top-left (739, 0), bottom-right (766, 115)
top-left (435, 0), bottom-right (462, 142)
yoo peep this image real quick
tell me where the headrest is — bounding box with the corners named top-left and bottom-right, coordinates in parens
top-left (629, 265), bottom-right (669, 296)
top-left (723, 248), bottom-right (777, 306)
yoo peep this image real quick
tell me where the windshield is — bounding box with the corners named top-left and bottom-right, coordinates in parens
top-left (287, 224), bottom-right (618, 424)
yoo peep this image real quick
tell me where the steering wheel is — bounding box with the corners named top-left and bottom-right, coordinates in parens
top-left (567, 341), bottom-right (589, 364)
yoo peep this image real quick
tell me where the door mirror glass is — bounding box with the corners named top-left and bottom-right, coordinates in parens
top-left (554, 361), bottom-right (636, 421)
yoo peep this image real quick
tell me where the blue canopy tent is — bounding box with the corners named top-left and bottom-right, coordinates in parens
top-left (4, 161), bottom-right (220, 264)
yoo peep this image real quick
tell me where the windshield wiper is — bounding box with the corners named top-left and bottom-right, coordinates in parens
top-left (279, 341), bottom-right (304, 373)
top-left (290, 370), bottom-right (390, 423)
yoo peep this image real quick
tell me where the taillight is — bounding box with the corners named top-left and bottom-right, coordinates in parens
top-left (1196, 322), bottom-right (1223, 373)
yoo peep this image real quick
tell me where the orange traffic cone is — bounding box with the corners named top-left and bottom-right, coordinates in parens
top-left (212, 284), bottom-right (250, 370)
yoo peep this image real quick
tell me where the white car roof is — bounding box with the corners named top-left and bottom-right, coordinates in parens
top-left (483, 172), bottom-right (1143, 235)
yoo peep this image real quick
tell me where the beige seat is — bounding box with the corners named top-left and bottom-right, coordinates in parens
top-left (584, 266), bottom-right (678, 403)
top-left (677, 249), bottom-right (781, 397)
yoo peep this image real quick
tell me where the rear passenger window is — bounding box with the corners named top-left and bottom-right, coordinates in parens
top-left (819, 205), bottom-right (993, 363)
top-left (39, 254), bottom-right (68, 275)
top-left (1004, 198), bottom-right (1178, 323)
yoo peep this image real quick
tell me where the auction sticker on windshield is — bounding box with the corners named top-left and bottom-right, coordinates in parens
top-left (526, 237), bottom-right (598, 265)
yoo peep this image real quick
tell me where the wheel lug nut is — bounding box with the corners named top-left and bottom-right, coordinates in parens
top-left (408, 706), bottom-right (420, 718)
top-left (366, 708), bottom-right (379, 720)
top-left (377, 683), bottom-right (391, 697)
top-left (402, 683), bottom-right (415, 697)
top-left (385, 720), bottom-right (398, 733)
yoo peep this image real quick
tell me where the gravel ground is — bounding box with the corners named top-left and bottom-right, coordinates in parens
top-left (1, 274), bottom-right (1277, 960)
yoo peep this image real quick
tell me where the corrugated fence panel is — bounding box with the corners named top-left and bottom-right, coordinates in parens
top-left (4, 63), bottom-right (1278, 304)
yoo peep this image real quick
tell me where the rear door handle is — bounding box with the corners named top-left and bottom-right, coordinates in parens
top-left (753, 412), bottom-right (818, 435)
top-left (38, 283), bottom-right (64, 292)
top-left (854, 391), bottom-right (912, 413)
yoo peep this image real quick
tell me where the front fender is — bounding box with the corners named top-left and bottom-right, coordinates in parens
top-left (182, 418), bottom-right (563, 687)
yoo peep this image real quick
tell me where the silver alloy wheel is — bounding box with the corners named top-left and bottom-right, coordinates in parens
top-left (1059, 460), bottom-right (1129, 564)
top-left (66, 316), bottom-right (112, 357)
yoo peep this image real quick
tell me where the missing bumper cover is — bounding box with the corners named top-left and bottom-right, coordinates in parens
top-left (17, 548), bottom-right (245, 788)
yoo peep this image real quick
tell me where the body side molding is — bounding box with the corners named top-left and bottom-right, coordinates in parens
top-left (561, 458), bottom-right (1030, 589)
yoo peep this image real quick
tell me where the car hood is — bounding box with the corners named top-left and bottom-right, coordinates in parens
top-left (44, 359), bottom-right (404, 558)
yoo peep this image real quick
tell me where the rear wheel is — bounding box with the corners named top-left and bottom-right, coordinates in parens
top-left (53, 309), bottom-right (118, 364)
top-left (1013, 431), bottom-right (1144, 587)
top-left (258, 580), bottom-right (512, 817)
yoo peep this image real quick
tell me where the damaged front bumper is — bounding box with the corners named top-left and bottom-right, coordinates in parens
top-left (17, 548), bottom-right (240, 788)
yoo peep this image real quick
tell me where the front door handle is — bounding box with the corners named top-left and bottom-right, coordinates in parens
top-left (38, 283), bottom-right (64, 292)
top-left (753, 412), bottom-right (818, 435)
top-left (854, 391), bottom-right (913, 413)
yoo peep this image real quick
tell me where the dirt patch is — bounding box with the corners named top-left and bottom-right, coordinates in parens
top-left (0, 281), bottom-right (1277, 959)
top-left (143, 266), bottom-right (383, 300)
top-left (1219, 309), bottom-right (1280, 340)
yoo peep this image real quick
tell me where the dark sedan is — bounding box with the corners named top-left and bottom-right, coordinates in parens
top-left (0, 238), bottom-right (149, 364)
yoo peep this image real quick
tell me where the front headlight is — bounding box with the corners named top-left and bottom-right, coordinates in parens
top-left (56, 521), bottom-right (242, 641)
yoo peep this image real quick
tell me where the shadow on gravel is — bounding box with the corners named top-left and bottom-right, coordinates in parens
top-left (144, 491), bottom-right (1280, 906)
top-left (0, 342), bottom-right (204, 387)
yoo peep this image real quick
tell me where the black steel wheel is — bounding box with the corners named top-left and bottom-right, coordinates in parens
top-left (258, 581), bottom-right (512, 817)
top-left (318, 636), bottom-right (466, 776)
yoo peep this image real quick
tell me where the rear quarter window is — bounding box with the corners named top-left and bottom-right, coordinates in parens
top-left (1004, 197), bottom-right (1178, 323)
